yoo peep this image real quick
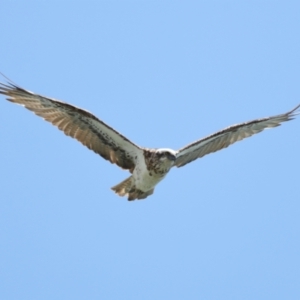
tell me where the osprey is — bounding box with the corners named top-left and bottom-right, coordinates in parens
top-left (0, 81), bottom-right (299, 200)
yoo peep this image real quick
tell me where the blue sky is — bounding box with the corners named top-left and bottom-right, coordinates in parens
top-left (0, 1), bottom-right (300, 299)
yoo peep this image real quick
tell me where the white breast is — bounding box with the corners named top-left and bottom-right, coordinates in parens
top-left (132, 157), bottom-right (167, 191)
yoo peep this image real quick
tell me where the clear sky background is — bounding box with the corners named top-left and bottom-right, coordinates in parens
top-left (0, 1), bottom-right (299, 299)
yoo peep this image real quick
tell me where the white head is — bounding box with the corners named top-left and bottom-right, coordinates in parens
top-left (155, 148), bottom-right (177, 162)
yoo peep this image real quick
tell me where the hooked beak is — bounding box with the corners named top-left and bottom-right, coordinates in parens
top-left (168, 154), bottom-right (176, 161)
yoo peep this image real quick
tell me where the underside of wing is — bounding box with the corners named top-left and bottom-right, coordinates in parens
top-left (0, 82), bottom-right (143, 172)
top-left (174, 104), bottom-right (300, 167)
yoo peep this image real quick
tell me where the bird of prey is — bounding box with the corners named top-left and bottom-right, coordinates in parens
top-left (0, 80), bottom-right (299, 200)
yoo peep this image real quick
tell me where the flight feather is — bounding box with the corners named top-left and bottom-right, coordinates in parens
top-left (0, 82), bottom-right (143, 172)
top-left (174, 104), bottom-right (300, 167)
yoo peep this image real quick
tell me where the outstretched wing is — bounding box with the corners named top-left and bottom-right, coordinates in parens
top-left (0, 82), bottom-right (143, 172)
top-left (174, 104), bottom-right (300, 167)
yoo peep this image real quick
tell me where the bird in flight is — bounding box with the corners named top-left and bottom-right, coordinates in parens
top-left (0, 80), bottom-right (299, 200)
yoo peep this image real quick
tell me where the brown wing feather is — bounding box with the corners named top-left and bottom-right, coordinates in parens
top-left (174, 104), bottom-right (300, 167)
top-left (0, 82), bottom-right (143, 172)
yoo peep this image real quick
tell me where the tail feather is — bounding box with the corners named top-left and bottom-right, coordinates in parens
top-left (111, 176), bottom-right (133, 197)
top-left (111, 176), bottom-right (154, 201)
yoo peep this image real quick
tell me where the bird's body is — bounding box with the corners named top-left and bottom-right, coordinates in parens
top-left (112, 148), bottom-right (177, 200)
top-left (0, 79), bottom-right (299, 200)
